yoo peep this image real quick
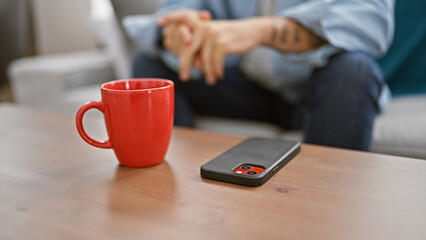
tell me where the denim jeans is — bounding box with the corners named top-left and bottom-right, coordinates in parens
top-left (133, 52), bottom-right (384, 151)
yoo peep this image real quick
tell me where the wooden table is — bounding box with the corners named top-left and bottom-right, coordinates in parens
top-left (1, 104), bottom-right (425, 240)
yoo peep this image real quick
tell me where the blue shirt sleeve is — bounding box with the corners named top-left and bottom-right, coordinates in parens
top-left (276, 0), bottom-right (395, 66)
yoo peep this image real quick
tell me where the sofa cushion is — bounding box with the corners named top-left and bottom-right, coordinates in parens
top-left (8, 50), bottom-right (113, 110)
top-left (371, 95), bottom-right (426, 159)
top-left (9, 50), bottom-right (113, 90)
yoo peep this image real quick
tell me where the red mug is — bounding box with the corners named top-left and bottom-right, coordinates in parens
top-left (76, 79), bottom-right (174, 167)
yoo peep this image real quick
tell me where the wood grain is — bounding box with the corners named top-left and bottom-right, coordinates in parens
top-left (1, 104), bottom-right (425, 240)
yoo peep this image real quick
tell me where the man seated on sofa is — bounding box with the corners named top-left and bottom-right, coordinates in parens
top-left (126, 0), bottom-right (394, 151)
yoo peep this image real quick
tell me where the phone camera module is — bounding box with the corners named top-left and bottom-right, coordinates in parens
top-left (246, 171), bottom-right (258, 176)
top-left (240, 165), bottom-right (252, 170)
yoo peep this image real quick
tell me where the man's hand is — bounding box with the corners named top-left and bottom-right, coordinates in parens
top-left (161, 14), bottom-right (266, 85)
top-left (188, 20), bottom-right (267, 85)
top-left (162, 23), bottom-right (193, 55)
top-left (159, 10), bottom-right (211, 71)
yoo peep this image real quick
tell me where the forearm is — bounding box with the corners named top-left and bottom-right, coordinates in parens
top-left (254, 17), bottom-right (326, 53)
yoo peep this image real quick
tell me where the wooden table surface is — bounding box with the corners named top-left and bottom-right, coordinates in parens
top-left (1, 104), bottom-right (425, 240)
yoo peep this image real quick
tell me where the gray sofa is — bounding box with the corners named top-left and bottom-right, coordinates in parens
top-left (8, 0), bottom-right (426, 159)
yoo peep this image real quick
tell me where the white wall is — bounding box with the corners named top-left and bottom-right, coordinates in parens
top-left (31, 0), bottom-right (97, 55)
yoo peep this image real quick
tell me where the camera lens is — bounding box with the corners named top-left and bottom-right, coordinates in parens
top-left (240, 165), bottom-right (252, 170)
top-left (246, 171), bottom-right (258, 175)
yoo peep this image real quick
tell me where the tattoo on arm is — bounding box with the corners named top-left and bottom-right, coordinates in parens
top-left (280, 23), bottom-right (289, 43)
top-left (266, 18), bottom-right (326, 52)
top-left (294, 27), bottom-right (301, 43)
top-left (270, 23), bottom-right (278, 43)
top-left (270, 22), bottom-right (300, 45)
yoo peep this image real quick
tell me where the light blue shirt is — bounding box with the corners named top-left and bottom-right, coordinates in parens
top-left (123, 0), bottom-right (394, 106)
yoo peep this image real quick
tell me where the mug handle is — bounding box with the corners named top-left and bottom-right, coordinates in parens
top-left (76, 101), bottom-right (112, 149)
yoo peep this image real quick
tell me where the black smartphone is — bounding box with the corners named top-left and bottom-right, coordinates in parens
top-left (200, 137), bottom-right (300, 187)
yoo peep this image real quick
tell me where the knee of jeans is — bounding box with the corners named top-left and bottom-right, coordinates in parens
top-left (132, 52), bottom-right (167, 78)
top-left (133, 52), bottom-right (151, 71)
top-left (312, 51), bottom-right (384, 101)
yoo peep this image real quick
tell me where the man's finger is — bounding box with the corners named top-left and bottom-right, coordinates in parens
top-left (199, 10), bottom-right (212, 21)
top-left (179, 50), bottom-right (191, 81)
top-left (179, 27), bottom-right (204, 81)
top-left (213, 47), bottom-right (225, 80)
top-left (202, 38), bottom-right (216, 85)
top-left (163, 26), bottom-right (173, 52)
top-left (179, 25), bottom-right (193, 44)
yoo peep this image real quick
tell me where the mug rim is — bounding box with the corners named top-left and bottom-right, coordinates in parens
top-left (101, 78), bottom-right (174, 93)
